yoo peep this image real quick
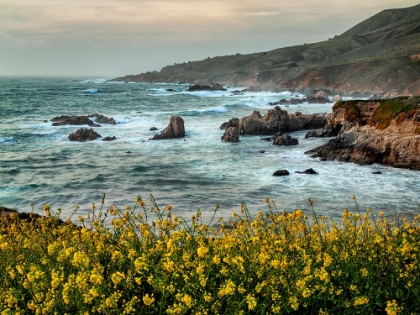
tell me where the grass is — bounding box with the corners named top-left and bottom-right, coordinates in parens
top-left (1, 195), bottom-right (420, 314)
top-left (368, 97), bottom-right (420, 130)
top-left (332, 101), bottom-right (361, 122)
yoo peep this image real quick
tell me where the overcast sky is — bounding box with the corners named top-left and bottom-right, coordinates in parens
top-left (0, 0), bottom-right (418, 77)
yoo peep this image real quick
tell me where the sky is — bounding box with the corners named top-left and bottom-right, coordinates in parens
top-left (0, 0), bottom-right (419, 77)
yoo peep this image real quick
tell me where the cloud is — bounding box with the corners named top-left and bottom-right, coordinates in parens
top-left (0, 0), bottom-right (419, 76)
top-left (249, 11), bottom-right (278, 16)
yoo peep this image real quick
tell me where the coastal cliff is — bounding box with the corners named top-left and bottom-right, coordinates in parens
top-left (113, 4), bottom-right (420, 96)
top-left (307, 97), bottom-right (420, 169)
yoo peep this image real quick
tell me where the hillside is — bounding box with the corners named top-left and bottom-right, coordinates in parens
top-left (113, 4), bottom-right (420, 96)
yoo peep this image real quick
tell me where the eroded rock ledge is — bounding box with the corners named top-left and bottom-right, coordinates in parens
top-left (306, 97), bottom-right (420, 170)
top-left (220, 106), bottom-right (329, 142)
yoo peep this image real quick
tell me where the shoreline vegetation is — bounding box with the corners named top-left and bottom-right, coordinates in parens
top-left (1, 195), bottom-right (419, 314)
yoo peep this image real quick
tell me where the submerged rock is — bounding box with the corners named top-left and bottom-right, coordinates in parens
top-left (52, 115), bottom-right (100, 127)
top-left (102, 136), bottom-right (116, 141)
top-left (295, 168), bottom-right (318, 174)
top-left (273, 170), bottom-right (289, 176)
top-left (52, 114), bottom-right (116, 127)
top-left (68, 128), bottom-right (101, 142)
top-left (88, 114), bottom-right (116, 125)
top-left (273, 134), bottom-right (299, 146)
top-left (188, 83), bottom-right (227, 91)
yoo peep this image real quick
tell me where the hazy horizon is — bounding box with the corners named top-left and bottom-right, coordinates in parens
top-left (1, 0), bottom-right (419, 77)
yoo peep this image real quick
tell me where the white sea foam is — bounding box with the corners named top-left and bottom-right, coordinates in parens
top-left (0, 137), bottom-right (16, 144)
top-left (79, 79), bottom-right (107, 84)
top-left (83, 88), bottom-right (99, 94)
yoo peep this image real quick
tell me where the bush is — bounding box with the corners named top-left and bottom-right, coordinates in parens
top-left (1, 195), bottom-right (419, 314)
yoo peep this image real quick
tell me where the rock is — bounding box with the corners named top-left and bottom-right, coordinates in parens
top-left (220, 122), bottom-right (228, 129)
top-left (188, 83), bottom-right (227, 91)
top-left (273, 170), bottom-right (289, 176)
top-left (288, 112), bottom-right (330, 131)
top-left (68, 128), bottom-right (101, 142)
top-left (305, 130), bottom-right (318, 138)
top-left (237, 106), bottom-right (289, 135)
top-left (270, 98), bottom-right (305, 106)
top-left (273, 134), bottom-right (299, 146)
top-left (313, 90), bottom-right (329, 99)
top-left (51, 115), bottom-right (101, 127)
top-left (306, 97), bottom-right (420, 170)
top-left (231, 89), bottom-right (246, 95)
top-left (261, 137), bottom-right (272, 141)
top-left (88, 114), bottom-right (117, 125)
top-left (166, 89), bottom-right (174, 92)
top-left (306, 95), bottom-right (330, 104)
top-left (332, 94), bottom-right (343, 103)
top-left (188, 84), bottom-right (212, 91)
top-left (315, 100), bottom-right (384, 137)
top-left (102, 136), bottom-right (116, 141)
top-left (151, 116), bottom-right (185, 140)
top-left (221, 127), bottom-right (240, 142)
top-left (210, 83), bottom-right (227, 91)
top-left (225, 118), bottom-right (239, 128)
top-left (372, 171), bottom-right (382, 174)
top-left (150, 127), bottom-right (158, 131)
top-left (295, 168), bottom-right (318, 174)
top-left (259, 150), bottom-right (265, 153)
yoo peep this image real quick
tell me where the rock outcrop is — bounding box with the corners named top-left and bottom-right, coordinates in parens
top-left (272, 133), bottom-right (299, 146)
top-left (52, 115), bottom-right (100, 127)
top-left (295, 168), bottom-right (318, 174)
top-left (288, 112), bottom-right (330, 132)
top-left (102, 136), bottom-right (116, 141)
top-left (88, 114), bottom-right (116, 125)
top-left (51, 114), bottom-right (116, 127)
top-left (221, 127), bottom-right (240, 142)
top-left (68, 128), bottom-right (101, 142)
top-left (273, 170), bottom-right (290, 176)
top-left (332, 95), bottom-right (343, 103)
top-left (239, 106), bottom-right (289, 135)
top-left (151, 116), bottom-right (185, 140)
top-left (221, 107), bottom-right (289, 142)
top-left (306, 97), bottom-right (420, 169)
top-left (221, 107), bottom-right (330, 142)
top-left (188, 83), bottom-right (227, 91)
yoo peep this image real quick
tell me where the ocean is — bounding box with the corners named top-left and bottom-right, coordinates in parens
top-left (1, 77), bottom-right (419, 222)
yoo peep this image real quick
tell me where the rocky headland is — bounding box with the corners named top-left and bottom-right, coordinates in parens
top-left (112, 4), bottom-right (420, 97)
top-left (220, 106), bottom-right (329, 142)
top-left (306, 97), bottom-right (420, 170)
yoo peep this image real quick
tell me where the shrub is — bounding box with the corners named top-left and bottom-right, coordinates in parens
top-left (1, 195), bottom-right (419, 314)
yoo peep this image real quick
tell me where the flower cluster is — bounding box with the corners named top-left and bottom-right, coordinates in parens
top-left (0, 195), bottom-right (419, 314)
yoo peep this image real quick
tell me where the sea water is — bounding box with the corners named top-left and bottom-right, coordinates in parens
top-left (0, 77), bottom-right (419, 222)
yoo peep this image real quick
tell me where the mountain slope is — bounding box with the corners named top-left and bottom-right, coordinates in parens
top-left (113, 4), bottom-right (420, 96)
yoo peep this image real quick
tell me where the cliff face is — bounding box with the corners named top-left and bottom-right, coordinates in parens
top-left (307, 97), bottom-right (420, 169)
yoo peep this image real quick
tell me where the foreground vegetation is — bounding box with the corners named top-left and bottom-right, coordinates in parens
top-left (1, 196), bottom-right (420, 314)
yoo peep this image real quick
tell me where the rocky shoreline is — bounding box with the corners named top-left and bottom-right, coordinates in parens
top-left (306, 97), bottom-right (420, 170)
top-left (44, 86), bottom-right (419, 171)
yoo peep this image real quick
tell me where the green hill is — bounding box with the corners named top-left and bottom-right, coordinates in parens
top-left (113, 4), bottom-right (420, 96)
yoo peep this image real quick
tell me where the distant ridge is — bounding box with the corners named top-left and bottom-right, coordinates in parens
top-left (113, 4), bottom-right (420, 97)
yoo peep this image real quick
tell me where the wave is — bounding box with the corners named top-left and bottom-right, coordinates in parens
top-left (0, 137), bottom-right (16, 145)
top-left (178, 106), bottom-right (229, 116)
top-left (83, 89), bottom-right (99, 94)
top-left (79, 79), bottom-right (107, 84)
